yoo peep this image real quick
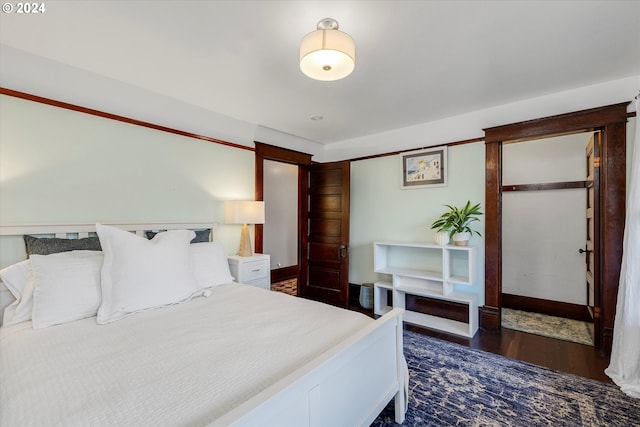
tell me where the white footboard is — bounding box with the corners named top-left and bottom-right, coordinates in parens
top-left (214, 308), bottom-right (406, 427)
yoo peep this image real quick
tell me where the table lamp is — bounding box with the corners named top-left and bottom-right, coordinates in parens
top-left (224, 200), bottom-right (265, 257)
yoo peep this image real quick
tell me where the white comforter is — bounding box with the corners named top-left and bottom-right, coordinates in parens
top-left (0, 284), bottom-right (372, 426)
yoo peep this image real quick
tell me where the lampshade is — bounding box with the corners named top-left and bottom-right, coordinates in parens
top-left (224, 200), bottom-right (265, 225)
top-left (224, 200), bottom-right (265, 257)
top-left (300, 18), bottom-right (355, 81)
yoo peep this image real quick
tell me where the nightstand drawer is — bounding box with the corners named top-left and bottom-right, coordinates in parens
top-left (227, 254), bottom-right (271, 290)
top-left (240, 259), bottom-right (269, 282)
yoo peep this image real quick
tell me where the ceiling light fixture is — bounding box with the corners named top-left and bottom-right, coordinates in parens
top-left (300, 18), bottom-right (355, 81)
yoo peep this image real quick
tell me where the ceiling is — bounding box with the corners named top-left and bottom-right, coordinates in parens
top-left (1, 1), bottom-right (639, 145)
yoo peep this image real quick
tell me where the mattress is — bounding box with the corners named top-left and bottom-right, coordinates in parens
top-left (0, 284), bottom-right (372, 426)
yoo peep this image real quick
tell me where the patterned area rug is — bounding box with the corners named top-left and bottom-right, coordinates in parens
top-left (371, 330), bottom-right (640, 426)
top-left (502, 308), bottom-right (594, 346)
top-left (270, 278), bottom-right (297, 296)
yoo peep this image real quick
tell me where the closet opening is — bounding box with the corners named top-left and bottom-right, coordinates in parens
top-left (500, 132), bottom-right (596, 346)
top-left (254, 142), bottom-right (312, 296)
top-left (263, 159), bottom-right (299, 295)
top-left (482, 102), bottom-right (628, 355)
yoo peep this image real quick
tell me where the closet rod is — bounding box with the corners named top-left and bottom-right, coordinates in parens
top-left (502, 180), bottom-right (587, 192)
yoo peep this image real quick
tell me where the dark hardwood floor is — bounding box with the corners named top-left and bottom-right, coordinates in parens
top-left (348, 302), bottom-right (612, 384)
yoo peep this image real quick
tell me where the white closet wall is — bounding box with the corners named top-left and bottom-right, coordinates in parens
top-left (502, 133), bottom-right (592, 305)
top-left (263, 160), bottom-right (298, 270)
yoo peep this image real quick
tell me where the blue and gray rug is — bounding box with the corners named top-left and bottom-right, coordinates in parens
top-left (371, 330), bottom-right (640, 426)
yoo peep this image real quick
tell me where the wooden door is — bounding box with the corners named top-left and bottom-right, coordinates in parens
top-left (585, 132), bottom-right (601, 347)
top-left (300, 161), bottom-right (350, 307)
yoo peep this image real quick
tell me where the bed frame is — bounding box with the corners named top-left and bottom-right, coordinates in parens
top-left (0, 222), bottom-right (407, 426)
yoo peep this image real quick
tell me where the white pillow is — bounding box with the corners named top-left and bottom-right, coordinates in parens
top-left (0, 260), bottom-right (34, 326)
top-left (96, 223), bottom-right (201, 324)
top-left (30, 251), bottom-right (103, 329)
top-left (190, 241), bottom-right (233, 288)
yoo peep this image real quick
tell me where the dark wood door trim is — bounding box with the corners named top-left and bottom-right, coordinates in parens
top-left (483, 102), bottom-right (629, 354)
top-left (254, 152), bottom-right (264, 253)
top-left (299, 164), bottom-right (309, 295)
top-left (484, 103), bottom-right (629, 143)
top-left (599, 121), bottom-right (627, 351)
top-left (255, 142), bottom-right (314, 166)
top-left (482, 141), bottom-right (503, 330)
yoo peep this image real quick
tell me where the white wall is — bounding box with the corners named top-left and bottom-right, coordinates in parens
top-left (1, 48), bottom-right (636, 298)
top-left (263, 160), bottom-right (298, 270)
top-left (0, 94), bottom-right (255, 268)
top-left (4, 46), bottom-right (635, 166)
top-left (502, 133), bottom-right (591, 304)
top-left (349, 142), bottom-right (486, 302)
top-left (319, 76), bottom-right (638, 162)
top-left (0, 45), bottom-right (325, 159)
top-left (348, 119), bottom-right (637, 309)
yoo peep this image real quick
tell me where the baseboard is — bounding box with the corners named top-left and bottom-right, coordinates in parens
top-left (348, 283), bottom-right (360, 306)
top-left (603, 327), bottom-right (613, 355)
top-left (270, 265), bottom-right (298, 283)
top-left (502, 293), bottom-right (591, 322)
top-left (479, 306), bottom-right (501, 330)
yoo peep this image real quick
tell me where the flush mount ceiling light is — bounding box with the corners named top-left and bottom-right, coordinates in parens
top-left (300, 18), bottom-right (355, 81)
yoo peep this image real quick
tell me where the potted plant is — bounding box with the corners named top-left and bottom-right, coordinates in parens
top-left (430, 201), bottom-right (483, 246)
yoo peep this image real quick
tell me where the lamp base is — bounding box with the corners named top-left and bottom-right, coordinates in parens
top-left (238, 224), bottom-right (253, 257)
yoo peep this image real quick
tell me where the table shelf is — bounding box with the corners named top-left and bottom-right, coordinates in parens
top-left (373, 241), bottom-right (478, 338)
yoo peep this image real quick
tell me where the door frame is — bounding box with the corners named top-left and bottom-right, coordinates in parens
top-left (254, 142), bottom-right (313, 288)
top-left (482, 102), bottom-right (628, 353)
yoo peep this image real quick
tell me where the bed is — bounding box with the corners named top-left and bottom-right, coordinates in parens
top-left (0, 222), bottom-right (407, 426)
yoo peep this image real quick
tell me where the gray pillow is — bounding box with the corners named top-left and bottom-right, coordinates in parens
top-left (23, 235), bottom-right (102, 257)
top-left (145, 229), bottom-right (210, 244)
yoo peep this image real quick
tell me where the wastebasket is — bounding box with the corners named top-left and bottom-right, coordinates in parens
top-left (359, 283), bottom-right (374, 309)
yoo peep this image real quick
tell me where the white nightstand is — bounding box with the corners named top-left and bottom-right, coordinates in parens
top-left (227, 254), bottom-right (271, 290)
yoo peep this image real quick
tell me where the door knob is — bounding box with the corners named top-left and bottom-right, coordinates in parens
top-left (579, 248), bottom-right (592, 254)
top-left (339, 243), bottom-right (347, 259)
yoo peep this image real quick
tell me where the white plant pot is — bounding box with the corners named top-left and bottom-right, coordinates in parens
top-left (452, 232), bottom-right (471, 246)
top-left (434, 231), bottom-right (450, 245)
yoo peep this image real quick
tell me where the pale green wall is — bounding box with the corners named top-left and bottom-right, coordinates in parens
top-left (1, 93), bottom-right (635, 295)
top-left (350, 142), bottom-right (486, 302)
top-left (0, 95), bottom-right (255, 268)
top-left (349, 116), bottom-right (637, 308)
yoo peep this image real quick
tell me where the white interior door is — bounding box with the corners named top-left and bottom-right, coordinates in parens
top-left (263, 159), bottom-right (298, 270)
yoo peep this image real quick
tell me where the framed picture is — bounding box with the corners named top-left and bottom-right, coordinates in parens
top-left (400, 147), bottom-right (447, 189)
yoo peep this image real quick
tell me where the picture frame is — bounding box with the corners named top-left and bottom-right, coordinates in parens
top-left (400, 147), bottom-right (447, 189)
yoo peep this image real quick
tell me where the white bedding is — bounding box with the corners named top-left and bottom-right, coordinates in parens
top-left (0, 284), bottom-right (373, 426)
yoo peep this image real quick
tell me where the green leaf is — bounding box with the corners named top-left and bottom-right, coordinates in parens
top-left (429, 200), bottom-right (483, 238)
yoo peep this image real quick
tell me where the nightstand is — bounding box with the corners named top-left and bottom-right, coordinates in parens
top-left (227, 254), bottom-right (271, 290)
